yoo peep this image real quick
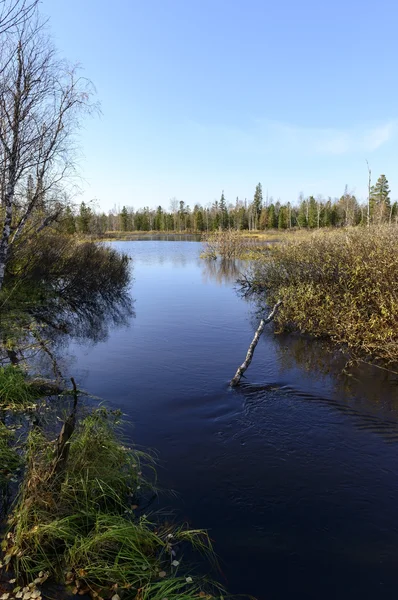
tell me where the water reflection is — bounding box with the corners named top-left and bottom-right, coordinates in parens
top-left (275, 334), bottom-right (398, 408)
top-left (2, 285), bottom-right (134, 371)
top-left (201, 259), bottom-right (245, 286)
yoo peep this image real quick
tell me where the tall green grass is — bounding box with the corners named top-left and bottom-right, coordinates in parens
top-left (0, 365), bottom-right (41, 409)
top-left (4, 410), bottom-right (222, 599)
top-left (247, 226), bottom-right (398, 366)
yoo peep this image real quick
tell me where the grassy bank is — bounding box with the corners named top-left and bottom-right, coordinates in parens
top-left (4, 409), bottom-right (220, 597)
top-left (0, 372), bottom-right (226, 600)
top-left (244, 226), bottom-right (398, 367)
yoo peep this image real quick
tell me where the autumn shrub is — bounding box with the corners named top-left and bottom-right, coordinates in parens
top-left (201, 229), bottom-right (259, 259)
top-left (246, 226), bottom-right (398, 365)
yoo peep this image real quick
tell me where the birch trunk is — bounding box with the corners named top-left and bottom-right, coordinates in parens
top-left (0, 182), bottom-right (15, 290)
top-left (230, 301), bottom-right (282, 387)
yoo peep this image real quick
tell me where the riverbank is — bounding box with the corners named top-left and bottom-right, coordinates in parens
top-left (0, 368), bottom-right (225, 600)
top-left (87, 228), bottom-right (315, 243)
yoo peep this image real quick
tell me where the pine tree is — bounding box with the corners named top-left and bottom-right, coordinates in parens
top-left (297, 199), bottom-right (308, 228)
top-left (278, 206), bottom-right (288, 229)
top-left (120, 206), bottom-right (129, 231)
top-left (370, 174), bottom-right (391, 224)
top-left (63, 205), bottom-right (76, 234)
top-left (154, 206), bottom-right (164, 231)
top-left (78, 201), bottom-right (92, 234)
top-left (219, 191), bottom-right (229, 230)
top-left (268, 203), bottom-right (277, 228)
top-left (252, 183), bottom-right (263, 229)
top-left (308, 196), bottom-right (318, 228)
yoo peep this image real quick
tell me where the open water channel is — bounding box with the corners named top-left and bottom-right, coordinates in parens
top-left (65, 239), bottom-right (398, 600)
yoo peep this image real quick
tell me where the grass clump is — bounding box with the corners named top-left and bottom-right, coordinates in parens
top-left (246, 226), bottom-right (398, 366)
top-left (3, 409), bottom-right (222, 600)
top-left (0, 366), bottom-right (41, 409)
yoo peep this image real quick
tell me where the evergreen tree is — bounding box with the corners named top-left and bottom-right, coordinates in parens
top-left (219, 191), bottom-right (229, 229)
top-left (297, 199), bottom-right (308, 228)
top-left (78, 201), bottom-right (92, 234)
top-left (120, 206), bottom-right (129, 231)
top-left (278, 206), bottom-right (288, 229)
top-left (154, 206), bottom-right (164, 231)
top-left (253, 183), bottom-right (263, 229)
top-left (308, 196), bottom-right (318, 228)
top-left (62, 205), bottom-right (76, 234)
top-left (268, 203), bottom-right (277, 228)
top-left (370, 174), bottom-right (391, 224)
top-left (100, 213), bottom-right (108, 233)
top-left (196, 210), bottom-right (204, 231)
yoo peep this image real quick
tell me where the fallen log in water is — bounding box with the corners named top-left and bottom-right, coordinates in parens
top-left (230, 301), bottom-right (282, 387)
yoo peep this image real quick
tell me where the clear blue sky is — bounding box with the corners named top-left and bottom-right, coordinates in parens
top-left (41, 0), bottom-right (398, 211)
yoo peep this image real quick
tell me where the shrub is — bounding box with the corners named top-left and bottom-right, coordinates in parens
top-left (246, 226), bottom-right (398, 365)
top-left (201, 230), bottom-right (257, 259)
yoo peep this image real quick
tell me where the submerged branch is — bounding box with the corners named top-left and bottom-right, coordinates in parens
top-left (230, 301), bottom-right (282, 387)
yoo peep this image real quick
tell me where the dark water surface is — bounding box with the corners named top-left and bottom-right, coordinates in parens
top-left (65, 241), bottom-right (398, 600)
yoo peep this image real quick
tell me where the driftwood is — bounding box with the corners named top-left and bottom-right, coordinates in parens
top-left (230, 301), bottom-right (282, 387)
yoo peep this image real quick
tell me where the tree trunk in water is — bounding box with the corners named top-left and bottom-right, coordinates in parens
top-left (230, 301), bottom-right (282, 387)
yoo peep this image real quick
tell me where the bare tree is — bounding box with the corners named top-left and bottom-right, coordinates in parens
top-left (0, 0), bottom-right (38, 35)
top-left (0, 16), bottom-right (96, 290)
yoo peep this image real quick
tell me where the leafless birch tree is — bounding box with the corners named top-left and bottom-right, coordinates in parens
top-left (0, 9), bottom-right (95, 290)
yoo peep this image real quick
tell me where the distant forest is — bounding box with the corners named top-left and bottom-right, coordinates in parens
top-left (63, 177), bottom-right (396, 234)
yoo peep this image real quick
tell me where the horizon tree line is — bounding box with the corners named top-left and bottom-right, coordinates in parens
top-left (61, 175), bottom-right (396, 235)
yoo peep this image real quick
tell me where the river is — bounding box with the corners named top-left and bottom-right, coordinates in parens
top-left (65, 239), bottom-right (398, 600)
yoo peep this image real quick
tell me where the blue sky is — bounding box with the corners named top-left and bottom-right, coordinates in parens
top-left (41, 0), bottom-right (398, 211)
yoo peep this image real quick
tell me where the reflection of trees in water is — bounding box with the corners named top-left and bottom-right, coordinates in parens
top-left (0, 237), bottom-right (135, 369)
top-left (56, 293), bottom-right (134, 345)
top-left (237, 315), bottom-right (398, 443)
top-left (201, 259), bottom-right (245, 286)
top-left (3, 292), bottom-right (135, 373)
top-left (127, 235), bottom-right (201, 242)
top-left (171, 253), bottom-right (188, 268)
top-left (244, 291), bottom-right (398, 408)
top-left (132, 252), bottom-right (188, 267)
top-left (275, 333), bottom-right (398, 413)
